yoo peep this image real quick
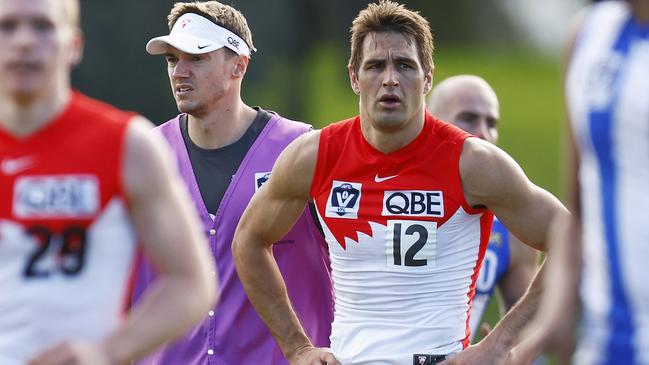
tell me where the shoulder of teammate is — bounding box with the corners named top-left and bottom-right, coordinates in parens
top-left (265, 129), bottom-right (321, 200)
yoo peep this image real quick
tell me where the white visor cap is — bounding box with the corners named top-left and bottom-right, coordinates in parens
top-left (146, 13), bottom-right (252, 56)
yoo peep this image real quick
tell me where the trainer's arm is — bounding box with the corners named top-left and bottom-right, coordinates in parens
top-left (233, 131), bottom-right (339, 365)
top-left (442, 138), bottom-right (568, 365)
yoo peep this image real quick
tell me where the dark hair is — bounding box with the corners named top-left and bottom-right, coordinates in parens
top-left (168, 1), bottom-right (255, 53)
top-left (348, 0), bottom-right (434, 74)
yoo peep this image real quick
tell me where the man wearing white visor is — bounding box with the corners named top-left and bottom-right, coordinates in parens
top-left (146, 11), bottom-right (252, 57)
top-left (131, 2), bottom-right (334, 365)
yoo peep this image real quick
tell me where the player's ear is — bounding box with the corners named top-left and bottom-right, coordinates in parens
top-left (68, 28), bottom-right (84, 67)
top-left (423, 63), bottom-right (433, 94)
top-left (349, 66), bottom-right (360, 95)
top-left (232, 54), bottom-right (249, 78)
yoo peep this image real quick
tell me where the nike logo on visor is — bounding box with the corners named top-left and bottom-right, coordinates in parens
top-left (374, 174), bottom-right (398, 183)
top-left (197, 44), bottom-right (211, 49)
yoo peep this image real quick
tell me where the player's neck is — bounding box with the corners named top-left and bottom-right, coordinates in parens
top-left (360, 107), bottom-right (426, 155)
top-left (0, 88), bottom-right (71, 138)
top-left (186, 94), bottom-right (257, 149)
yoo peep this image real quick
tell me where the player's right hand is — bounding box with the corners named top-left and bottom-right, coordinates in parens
top-left (289, 346), bottom-right (341, 365)
top-left (26, 340), bottom-right (112, 365)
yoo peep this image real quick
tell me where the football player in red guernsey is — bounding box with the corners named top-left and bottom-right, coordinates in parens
top-left (232, 1), bottom-right (567, 365)
top-left (0, 0), bottom-right (216, 364)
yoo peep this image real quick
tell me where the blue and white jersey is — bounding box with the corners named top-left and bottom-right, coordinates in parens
top-left (566, 1), bottom-right (649, 364)
top-left (469, 218), bottom-right (510, 340)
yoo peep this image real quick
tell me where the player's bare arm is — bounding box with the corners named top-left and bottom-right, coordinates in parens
top-left (474, 233), bottom-right (540, 345)
top-left (441, 138), bottom-right (567, 365)
top-left (460, 137), bottom-right (565, 251)
top-left (27, 117), bottom-right (217, 364)
top-left (42, 117), bottom-right (215, 365)
top-left (506, 219), bottom-right (581, 365)
top-left (106, 116), bottom-right (217, 363)
top-left (506, 120), bottom-right (583, 365)
top-left (232, 130), bottom-right (340, 365)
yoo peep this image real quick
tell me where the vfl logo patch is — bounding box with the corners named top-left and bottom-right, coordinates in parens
top-left (382, 190), bottom-right (443, 217)
top-left (13, 175), bottom-right (99, 218)
top-left (254, 172), bottom-right (271, 191)
top-left (325, 180), bottom-right (361, 219)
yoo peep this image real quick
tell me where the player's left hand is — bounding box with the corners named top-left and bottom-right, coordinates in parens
top-left (501, 346), bottom-right (532, 365)
top-left (27, 340), bottom-right (113, 365)
top-left (502, 319), bottom-right (573, 365)
top-left (479, 323), bottom-right (493, 338)
top-left (438, 341), bottom-right (506, 365)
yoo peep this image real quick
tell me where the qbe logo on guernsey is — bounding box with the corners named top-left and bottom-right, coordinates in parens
top-left (382, 190), bottom-right (444, 217)
top-left (13, 175), bottom-right (100, 218)
top-left (325, 180), bottom-right (362, 219)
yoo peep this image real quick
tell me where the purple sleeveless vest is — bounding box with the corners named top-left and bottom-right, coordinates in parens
top-left (133, 113), bottom-right (333, 365)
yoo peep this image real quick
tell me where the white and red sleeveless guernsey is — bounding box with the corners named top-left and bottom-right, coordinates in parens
top-left (0, 92), bottom-right (137, 364)
top-left (310, 112), bottom-right (493, 364)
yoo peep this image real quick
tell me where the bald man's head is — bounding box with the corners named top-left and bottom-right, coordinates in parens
top-left (428, 75), bottom-right (500, 144)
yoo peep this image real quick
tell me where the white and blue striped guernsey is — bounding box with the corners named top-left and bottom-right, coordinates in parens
top-left (566, 1), bottom-right (649, 364)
